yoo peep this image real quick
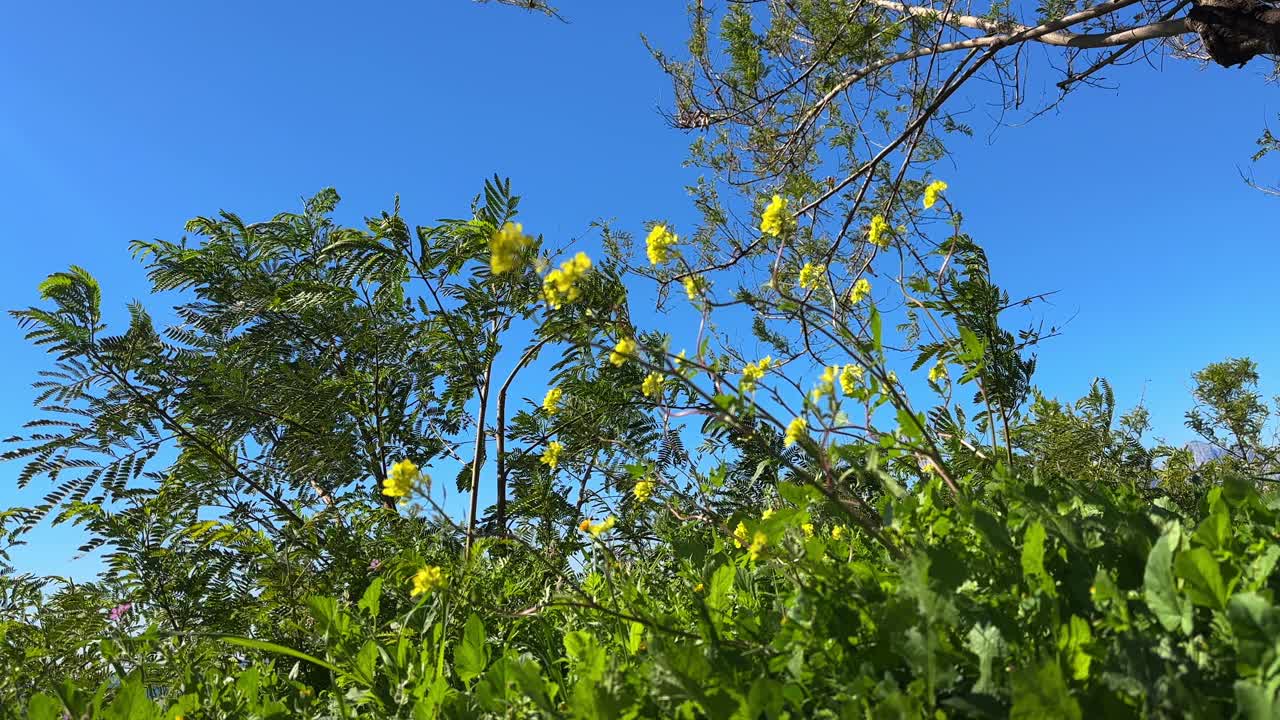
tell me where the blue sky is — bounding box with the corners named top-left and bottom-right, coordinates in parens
top-left (1, 1), bottom-right (1276, 577)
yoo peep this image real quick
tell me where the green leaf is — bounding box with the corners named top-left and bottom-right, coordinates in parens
top-left (1021, 521), bottom-right (1055, 596)
top-left (358, 577), bottom-right (383, 620)
top-left (26, 694), bottom-right (62, 720)
top-left (966, 624), bottom-right (1005, 695)
top-left (1175, 547), bottom-right (1229, 610)
top-left (1144, 527), bottom-right (1191, 634)
top-left (1010, 659), bottom-right (1081, 720)
top-left (455, 613), bottom-right (489, 683)
top-left (563, 630), bottom-right (606, 683)
top-left (215, 635), bottom-right (345, 678)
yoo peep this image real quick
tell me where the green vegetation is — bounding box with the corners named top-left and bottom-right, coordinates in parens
top-left (3, 2), bottom-right (1279, 718)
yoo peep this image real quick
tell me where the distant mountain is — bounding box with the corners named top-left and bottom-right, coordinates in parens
top-left (1185, 440), bottom-right (1229, 467)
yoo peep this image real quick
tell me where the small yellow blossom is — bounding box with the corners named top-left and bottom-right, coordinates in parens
top-left (802, 522), bottom-right (815, 538)
top-left (541, 440), bottom-right (564, 470)
top-left (733, 521), bottom-right (750, 548)
top-left (747, 531), bottom-right (768, 561)
top-left (411, 565), bottom-right (446, 597)
top-left (646, 224), bottom-right (679, 266)
top-left (886, 370), bottom-right (898, 385)
top-left (739, 356), bottom-right (773, 393)
top-left (928, 362), bottom-right (948, 384)
top-left (583, 515), bottom-right (616, 537)
top-left (839, 364), bottom-right (864, 395)
top-left (609, 337), bottom-right (637, 367)
top-left (760, 195), bottom-right (788, 237)
top-left (490, 222), bottom-right (533, 275)
top-left (811, 365), bottom-right (840, 403)
top-left (381, 459), bottom-right (421, 498)
top-left (542, 386), bottom-right (564, 415)
top-left (868, 215), bottom-right (891, 249)
top-left (798, 262), bottom-right (825, 291)
top-left (762, 508), bottom-right (776, 520)
top-left (634, 478), bottom-right (655, 502)
top-left (578, 518), bottom-right (592, 532)
top-left (923, 180), bottom-right (949, 209)
top-left (542, 252), bottom-right (592, 309)
top-left (831, 525), bottom-right (848, 541)
top-left (683, 275), bottom-right (706, 302)
top-left (784, 417), bottom-right (808, 447)
top-left (694, 582), bottom-right (704, 593)
top-left (848, 277), bottom-right (871, 304)
top-left (641, 372), bottom-right (664, 399)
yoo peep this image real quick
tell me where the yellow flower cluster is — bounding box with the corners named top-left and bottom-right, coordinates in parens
top-left (646, 224), bottom-right (678, 266)
top-left (610, 337), bottom-right (637, 367)
top-left (739, 356), bottom-right (774, 393)
top-left (683, 275), bottom-right (706, 302)
top-left (633, 478), bottom-right (655, 502)
top-left (542, 252), bottom-right (592, 309)
top-left (733, 521), bottom-right (750, 548)
top-left (784, 417), bottom-right (808, 447)
top-left (760, 195), bottom-right (788, 237)
top-left (839, 364), bottom-right (864, 395)
top-left (798, 262), bottom-right (825, 291)
top-left (802, 522), bottom-right (815, 538)
top-left (868, 215), bottom-right (891, 249)
top-left (543, 387), bottom-right (563, 415)
top-left (579, 516), bottom-right (616, 537)
top-left (831, 525), bottom-right (848, 541)
top-left (811, 365), bottom-right (839, 403)
top-left (411, 565), bottom-right (446, 597)
top-left (747, 531), bottom-right (768, 561)
top-left (541, 441), bottom-right (564, 470)
top-left (641, 372), bottom-right (664, 398)
top-left (923, 179), bottom-right (949, 209)
top-left (490, 222), bottom-right (533, 275)
top-left (848, 277), bottom-right (871, 304)
top-left (381, 459), bottom-right (422, 498)
top-left (928, 362), bottom-right (948, 384)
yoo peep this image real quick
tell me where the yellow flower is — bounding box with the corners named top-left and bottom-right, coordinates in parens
top-left (633, 478), bottom-right (655, 502)
top-left (609, 337), bottom-right (637, 367)
top-left (584, 515), bottom-right (616, 537)
top-left (694, 582), bottom-right (704, 593)
top-left (683, 275), bottom-right (706, 302)
top-left (868, 215), bottom-right (891, 249)
top-left (542, 386), bottom-right (564, 415)
top-left (839, 364), bottom-right (863, 395)
top-left (490, 222), bottom-right (532, 275)
top-left (928, 362), bottom-right (948, 384)
top-left (541, 441), bottom-right (564, 470)
top-left (411, 565), bottom-right (446, 597)
top-left (760, 195), bottom-right (788, 237)
top-left (748, 531), bottom-right (768, 561)
top-left (578, 518), bottom-right (592, 532)
top-left (802, 522), bottom-right (815, 538)
top-left (784, 416), bottom-right (808, 447)
top-left (848, 277), bottom-right (871, 304)
top-left (811, 365), bottom-right (839, 403)
top-left (762, 508), bottom-right (776, 520)
top-left (641, 371), bottom-right (664, 399)
top-left (831, 524), bottom-right (848, 541)
top-left (542, 252), bottom-right (592, 309)
top-left (646, 224), bottom-right (679, 266)
top-left (733, 521), bottom-right (750, 548)
top-left (381, 459), bottom-right (421, 498)
top-left (923, 179), bottom-right (948, 209)
top-left (798, 262), bottom-right (825, 291)
top-left (739, 356), bottom-right (773, 393)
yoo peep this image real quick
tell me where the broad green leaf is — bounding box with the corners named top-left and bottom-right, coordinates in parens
top-left (1144, 527), bottom-right (1191, 634)
top-left (455, 613), bottom-right (489, 683)
top-left (1021, 521), bottom-right (1055, 596)
top-left (563, 630), bottom-right (606, 683)
top-left (358, 577), bottom-right (383, 619)
top-left (1175, 547), bottom-right (1229, 610)
top-left (966, 624), bottom-right (1005, 695)
top-left (1010, 660), bottom-right (1081, 720)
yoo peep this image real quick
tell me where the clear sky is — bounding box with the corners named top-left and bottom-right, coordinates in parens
top-left (1, 1), bottom-right (1276, 578)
